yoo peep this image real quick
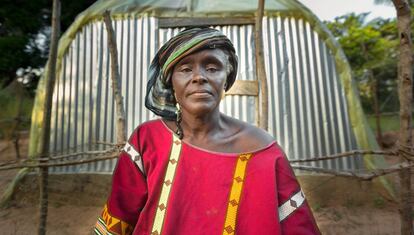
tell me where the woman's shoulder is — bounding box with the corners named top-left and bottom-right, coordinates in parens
top-left (138, 118), bottom-right (164, 128)
top-left (241, 121), bottom-right (274, 144)
top-left (128, 119), bottom-right (167, 139)
top-left (224, 116), bottom-right (275, 152)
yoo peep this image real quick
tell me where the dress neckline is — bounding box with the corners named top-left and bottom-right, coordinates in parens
top-left (159, 119), bottom-right (276, 156)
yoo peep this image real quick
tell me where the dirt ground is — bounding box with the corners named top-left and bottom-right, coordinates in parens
top-left (0, 133), bottom-right (410, 235)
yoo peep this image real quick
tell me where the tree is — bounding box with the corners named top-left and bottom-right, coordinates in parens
top-left (373, 1), bottom-right (413, 234)
top-left (0, 0), bottom-right (96, 93)
top-left (326, 13), bottom-right (401, 144)
top-left (327, 5), bottom-right (414, 233)
top-left (0, 0), bottom-right (50, 90)
top-left (389, 1), bottom-right (413, 234)
top-left (326, 13), bottom-right (399, 114)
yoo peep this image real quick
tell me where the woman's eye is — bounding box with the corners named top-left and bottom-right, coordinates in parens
top-left (180, 67), bottom-right (192, 73)
top-left (206, 67), bottom-right (218, 72)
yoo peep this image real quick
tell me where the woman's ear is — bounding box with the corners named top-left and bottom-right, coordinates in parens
top-left (172, 89), bottom-right (179, 103)
top-left (171, 87), bottom-right (175, 98)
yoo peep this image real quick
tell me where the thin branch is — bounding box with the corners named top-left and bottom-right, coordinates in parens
top-left (290, 149), bottom-right (398, 163)
top-left (399, 148), bottom-right (414, 161)
top-left (93, 141), bottom-right (123, 147)
top-left (0, 146), bottom-right (121, 167)
top-left (0, 159), bottom-right (20, 167)
top-left (46, 148), bottom-right (119, 161)
top-left (35, 141), bottom-right (122, 157)
top-left (292, 162), bottom-right (414, 181)
top-left (0, 152), bottom-right (119, 171)
top-left (399, 144), bottom-right (414, 151)
top-left (0, 148), bottom-right (119, 168)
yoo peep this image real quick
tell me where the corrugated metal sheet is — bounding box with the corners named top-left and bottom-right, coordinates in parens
top-left (49, 16), bottom-right (362, 173)
top-left (262, 17), bottom-right (360, 169)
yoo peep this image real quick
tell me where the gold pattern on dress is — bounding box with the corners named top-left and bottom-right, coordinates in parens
top-left (151, 134), bottom-right (182, 235)
top-left (95, 204), bottom-right (134, 235)
top-left (222, 153), bottom-right (253, 235)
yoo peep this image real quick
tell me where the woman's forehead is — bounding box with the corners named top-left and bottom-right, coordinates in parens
top-left (175, 48), bottom-right (228, 65)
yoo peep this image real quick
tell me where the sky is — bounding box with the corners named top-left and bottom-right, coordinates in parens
top-left (298, 0), bottom-right (396, 21)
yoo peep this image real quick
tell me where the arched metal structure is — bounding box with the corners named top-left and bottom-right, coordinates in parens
top-left (29, 0), bottom-right (384, 173)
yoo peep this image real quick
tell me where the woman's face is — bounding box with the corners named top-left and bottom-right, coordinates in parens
top-left (171, 48), bottom-right (229, 116)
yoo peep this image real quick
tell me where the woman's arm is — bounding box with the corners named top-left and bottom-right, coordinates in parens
top-left (94, 131), bottom-right (147, 235)
top-left (275, 154), bottom-right (321, 235)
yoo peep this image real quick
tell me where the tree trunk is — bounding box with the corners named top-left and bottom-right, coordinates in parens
top-left (12, 86), bottom-right (23, 159)
top-left (254, 0), bottom-right (269, 130)
top-left (373, 76), bottom-right (383, 147)
top-left (103, 11), bottom-right (127, 144)
top-left (38, 0), bottom-right (60, 234)
top-left (13, 133), bottom-right (20, 159)
top-left (391, 0), bottom-right (413, 234)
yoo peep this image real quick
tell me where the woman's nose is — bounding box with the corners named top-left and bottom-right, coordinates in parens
top-left (191, 67), bottom-right (208, 84)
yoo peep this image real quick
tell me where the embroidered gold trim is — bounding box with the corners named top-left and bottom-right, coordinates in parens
top-left (96, 204), bottom-right (134, 235)
top-left (151, 134), bottom-right (182, 235)
top-left (222, 153), bottom-right (252, 235)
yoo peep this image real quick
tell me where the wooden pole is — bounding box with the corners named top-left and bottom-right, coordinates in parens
top-left (373, 75), bottom-right (383, 146)
top-left (12, 84), bottom-right (24, 159)
top-left (103, 11), bottom-right (127, 144)
top-left (254, 0), bottom-right (269, 130)
top-left (38, 0), bottom-right (60, 234)
top-left (391, 0), bottom-right (413, 234)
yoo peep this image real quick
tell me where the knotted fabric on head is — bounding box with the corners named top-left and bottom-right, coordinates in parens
top-left (145, 27), bottom-right (238, 120)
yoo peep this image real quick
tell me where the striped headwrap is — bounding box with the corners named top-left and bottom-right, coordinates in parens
top-left (145, 27), bottom-right (238, 120)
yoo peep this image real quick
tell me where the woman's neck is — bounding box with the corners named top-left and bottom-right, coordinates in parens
top-left (179, 109), bottom-right (223, 140)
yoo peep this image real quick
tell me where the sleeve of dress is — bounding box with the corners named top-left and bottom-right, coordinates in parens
top-left (275, 154), bottom-right (321, 235)
top-left (94, 131), bottom-right (147, 235)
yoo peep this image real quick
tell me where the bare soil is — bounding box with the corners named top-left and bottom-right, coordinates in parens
top-left (0, 132), bottom-right (410, 235)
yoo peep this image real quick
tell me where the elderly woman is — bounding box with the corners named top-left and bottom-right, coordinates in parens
top-left (95, 28), bottom-right (320, 235)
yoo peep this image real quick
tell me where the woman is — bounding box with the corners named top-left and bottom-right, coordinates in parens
top-left (95, 27), bottom-right (320, 235)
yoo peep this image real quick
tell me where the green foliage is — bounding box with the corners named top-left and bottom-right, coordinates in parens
top-left (326, 13), bottom-right (400, 113)
top-left (332, 210), bottom-right (343, 221)
top-left (373, 196), bottom-right (385, 209)
top-left (311, 202), bottom-right (322, 212)
top-left (0, 0), bottom-right (50, 88)
top-left (0, 85), bottom-right (33, 139)
top-left (0, 0), bottom-right (95, 91)
top-left (367, 113), bottom-right (414, 132)
top-left (0, 36), bottom-right (30, 72)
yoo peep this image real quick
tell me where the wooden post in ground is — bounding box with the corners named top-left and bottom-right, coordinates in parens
top-left (254, 0), bottom-right (269, 130)
top-left (103, 11), bottom-right (127, 144)
top-left (391, 0), bottom-right (413, 234)
top-left (11, 84), bottom-right (23, 159)
top-left (38, 0), bottom-right (60, 234)
top-left (373, 75), bottom-right (383, 146)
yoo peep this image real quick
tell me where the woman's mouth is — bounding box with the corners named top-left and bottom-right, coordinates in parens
top-left (188, 90), bottom-right (212, 98)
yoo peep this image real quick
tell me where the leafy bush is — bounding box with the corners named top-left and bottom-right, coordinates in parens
top-left (0, 85), bottom-right (33, 139)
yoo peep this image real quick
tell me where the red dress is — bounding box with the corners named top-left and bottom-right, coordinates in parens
top-left (94, 119), bottom-right (320, 235)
